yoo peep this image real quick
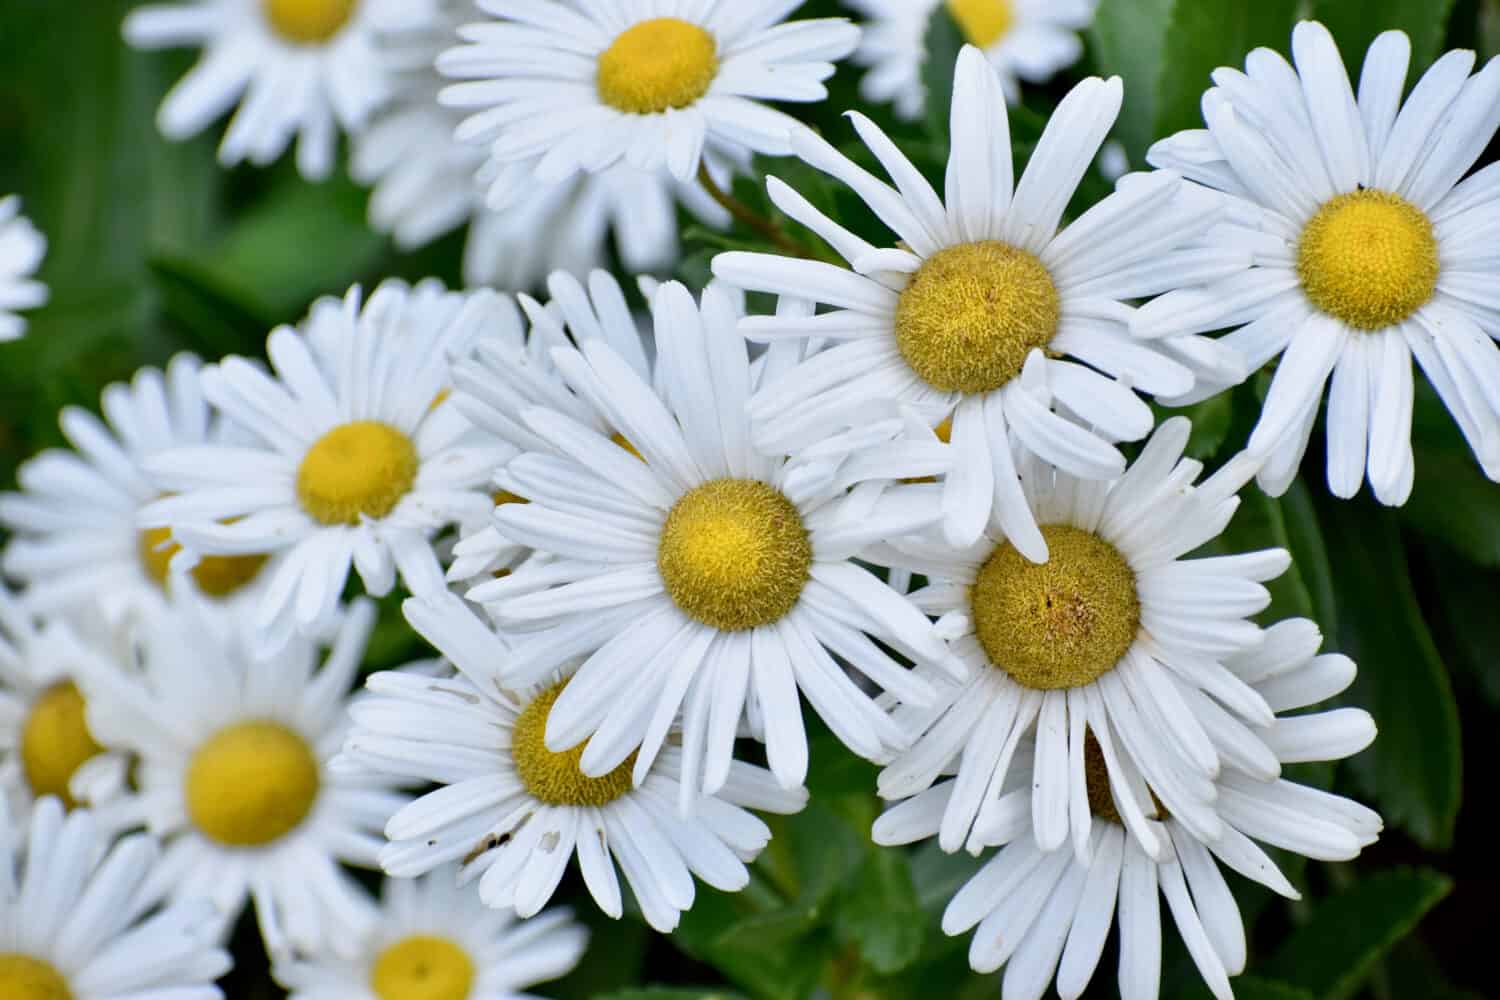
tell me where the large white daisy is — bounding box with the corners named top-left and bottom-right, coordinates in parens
top-left (713, 46), bottom-right (1244, 553)
top-left (1140, 21), bottom-right (1500, 503)
top-left (139, 281), bottom-right (513, 647)
top-left (0, 798), bottom-right (232, 999)
top-left (123, 0), bottom-right (443, 180)
top-left (73, 592), bottom-right (409, 959)
top-left (435, 0), bottom-right (859, 187)
top-left (876, 617), bottom-right (1379, 1000)
top-left (0, 195), bottom-right (47, 341)
top-left (339, 616), bottom-right (807, 934)
top-left (273, 864), bottom-right (587, 999)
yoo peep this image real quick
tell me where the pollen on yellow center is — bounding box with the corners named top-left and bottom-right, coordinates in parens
top-left (138, 524), bottom-right (269, 599)
top-left (185, 721), bottom-right (320, 847)
top-left (597, 17), bottom-right (719, 114)
top-left (297, 421), bottom-right (418, 526)
top-left (1082, 733), bottom-right (1121, 825)
top-left (657, 479), bottom-right (812, 632)
top-left (262, 0), bottom-right (359, 44)
top-left (946, 0), bottom-right (1014, 48)
top-left (511, 683), bottom-right (636, 807)
top-left (895, 241), bottom-right (1060, 394)
top-left (0, 955), bottom-right (71, 1000)
top-left (20, 683), bottom-right (102, 807)
top-left (971, 525), bottom-right (1140, 690)
top-left (370, 935), bottom-right (476, 1000)
top-left (1296, 188), bottom-right (1439, 331)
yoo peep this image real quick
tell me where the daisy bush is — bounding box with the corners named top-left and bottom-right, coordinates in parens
top-left (1, 0), bottom-right (1495, 997)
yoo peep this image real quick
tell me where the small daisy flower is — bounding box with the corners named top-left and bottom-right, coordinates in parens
top-left (0, 354), bottom-right (273, 627)
top-left (123, 0), bottom-right (443, 180)
top-left (453, 278), bottom-right (957, 797)
top-left (876, 619), bottom-right (1379, 1000)
top-left (713, 47), bottom-right (1244, 553)
top-left (272, 865), bottom-right (587, 999)
top-left (0, 798), bottom-right (232, 999)
top-left (0, 195), bottom-right (47, 341)
top-left (340, 617), bottom-right (808, 934)
top-left (73, 593), bottom-right (409, 959)
top-left (140, 281), bottom-right (513, 646)
top-left (845, 0), bottom-right (1097, 118)
top-left (435, 0), bottom-right (860, 187)
top-left (873, 418), bottom-right (1285, 856)
top-left (1140, 22), bottom-right (1500, 503)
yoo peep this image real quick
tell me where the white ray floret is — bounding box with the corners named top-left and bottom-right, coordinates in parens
top-left (0, 195), bottom-right (47, 340)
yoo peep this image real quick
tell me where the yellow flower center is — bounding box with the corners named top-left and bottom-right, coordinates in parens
top-left (511, 682), bottom-right (636, 807)
top-left (371, 935), bottom-right (476, 1000)
top-left (971, 525), bottom-right (1140, 690)
top-left (894, 241), bottom-right (1060, 394)
top-left (20, 683), bottom-right (103, 807)
top-left (261, 0), bottom-right (359, 44)
top-left (296, 421), bottom-right (418, 526)
top-left (657, 479), bottom-right (812, 632)
top-left (946, 0), bottom-right (1014, 48)
top-left (1296, 189), bottom-right (1439, 331)
top-left (0, 956), bottom-right (71, 1000)
top-left (138, 524), bottom-right (268, 598)
top-left (1083, 733), bottom-right (1121, 824)
top-left (185, 721), bottom-right (320, 847)
top-left (597, 17), bottom-right (719, 114)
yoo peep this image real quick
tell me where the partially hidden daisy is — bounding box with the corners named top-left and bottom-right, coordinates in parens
top-left (123, 0), bottom-right (444, 179)
top-left (139, 280), bottom-right (513, 647)
top-left (273, 864), bottom-right (587, 999)
top-left (713, 46), bottom-right (1245, 554)
top-left (451, 278), bottom-right (957, 797)
top-left (1139, 21), bottom-right (1500, 503)
top-left (339, 623), bottom-right (807, 933)
top-left (73, 592), bottom-right (409, 958)
top-left (0, 195), bottom-right (47, 340)
top-left (876, 617), bottom-right (1379, 1000)
top-left (845, 0), bottom-right (1098, 118)
top-left (0, 798), bottom-right (232, 999)
top-left (435, 0), bottom-right (860, 187)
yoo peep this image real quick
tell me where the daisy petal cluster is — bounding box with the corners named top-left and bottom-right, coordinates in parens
top-left (0, 196), bottom-right (47, 341)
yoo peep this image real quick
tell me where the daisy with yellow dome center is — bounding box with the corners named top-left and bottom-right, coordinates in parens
top-left (715, 46), bottom-right (1244, 555)
top-left (0, 195), bottom-right (48, 341)
top-left (73, 593), bottom-right (410, 959)
top-left (1140, 20), bottom-right (1500, 504)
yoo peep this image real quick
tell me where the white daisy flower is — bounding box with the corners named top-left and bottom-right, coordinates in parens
top-left (872, 417), bottom-right (1286, 856)
top-left (0, 195), bottom-right (47, 341)
top-left (876, 618), bottom-right (1379, 1000)
top-left (73, 593), bottom-right (409, 959)
top-left (451, 277), bottom-right (957, 797)
top-left (339, 620), bottom-right (808, 934)
top-left (845, 0), bottom-right (1097, 118)
top-left (139, 280), bottom-right (513, 647)
top-left (435, 0), bottom-right (860, 188)
top-left (273, 864), bottom-right (587, 999)
top-left (713, 47), bottom-right (1245, 554)
top-left (123, 0), bottom-right (443, 180)
top-left (1140, 21), bottom-right (1500, 503)
top-left (0, 354), bottom-right (274, 627)
top-left (0, 798), bottom-right (232, 999)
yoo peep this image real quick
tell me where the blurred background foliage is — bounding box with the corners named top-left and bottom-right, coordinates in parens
top-left (1, 0), bottom-right (1497, 997)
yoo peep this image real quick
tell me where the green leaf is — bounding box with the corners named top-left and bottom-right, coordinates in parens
top-left (833, 847), bottom-right (924, 975)
top-left (593, 990), bottom-right (747, 1000)
top-left (1180, 393), bottom-right (1235, 461)
top-left (1311, 0), bottom-right (1460, 76)
top-left (1089, 0), bottom-right (1176, 161)
top-left (1154, 0), bottom-right (1300, 140)
top-left (1179, 975), bottom-right (1317, 1000)
top-left (1217, 489), bottom-right (1314, 625)
top-left (1421, 550), bottom-right (1500, 707)
top-left (1263, 869), bottom-right (1453, 1000)
top-left (1401, 381), bottom-right (1500, 568)
top-left (921, 6), bottom-right (964, 143)
top-left (1279, 480), bottom-right (1338, 637)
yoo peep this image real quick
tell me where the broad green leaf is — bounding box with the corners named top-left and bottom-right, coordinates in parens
top-left (1181, 393), bottom-right (1235, 461)
top-left (832, 846), bottom-right (924, 975)
top-left (592, 989), bottom-right (746, 1000)
top-left (1179, 975), bottom-right (1317, 1000)
top-left (1280, 480), bottom-right (1338, 636)
top-left (1089, 0), bottom-right (1176, 160)
top-left (1217, 489), bottom-right (1315, 625)
top-left (1401, 382), bottom-right (1500, 568)
top-left (921, 7), bottom-right (964, 143)
top-left (1263, 869), bottom-right (1453, 1000)
top-left (1311, 0), bottom-right (1460, 76)
top-left (1154, 0), bottom-right (1300, 140)
top-left (1422, 550), bottom-right (1500, 706)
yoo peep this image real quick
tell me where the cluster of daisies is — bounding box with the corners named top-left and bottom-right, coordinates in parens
top-left (3, 0), bottom-right (1499, 998)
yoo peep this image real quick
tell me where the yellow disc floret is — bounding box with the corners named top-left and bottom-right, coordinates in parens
top-left (0, 955), bottom-right (71, 1000)
top-left (597, 17), bottom-right (719, 114)
top-left (262, 0), bottom-right (359, 44)
top-left (946, 0), bottom-right (1014, 48)
top-left (895, 241), bottom-right (1060, 394)
top-left (1297, 189), bottom-right (1439, 331)
top-left (511, 683), bottom-right (636, 807)
top-left (185, 721), bottom-right (320, 847)
top-left (971, 525), bottom-right (1140, 690)
top-left (140, 524), bottom-right (269, 598)
top-left (657, 479), bottom-right (812, 631)
top-left (297, 421), bottom-right (419, 525)
top-left (1083, 733), bottom-right (1121, 824)
top-left (371, 935), bottom-right (476, 1000)
top-left (20, 683), bottom-right (102, 807)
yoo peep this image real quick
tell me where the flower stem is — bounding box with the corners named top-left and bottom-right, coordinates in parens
top-left (697, 163), bottom-right (828, 261)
